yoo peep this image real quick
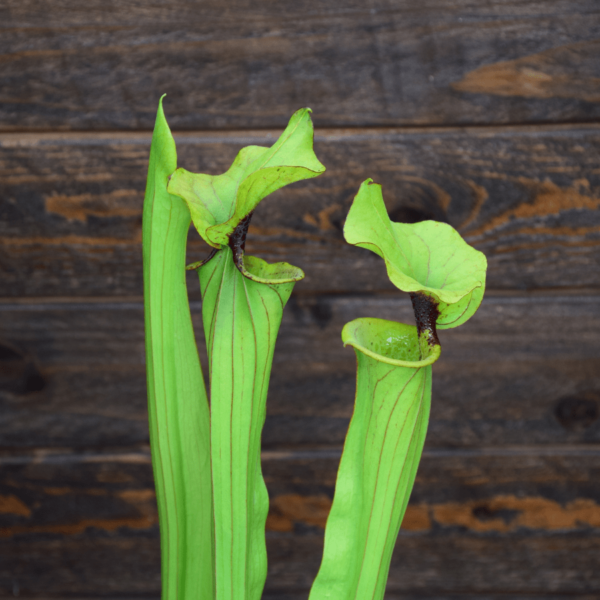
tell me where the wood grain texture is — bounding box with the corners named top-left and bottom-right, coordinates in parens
top-left (4, 533), bottom-right (600, 596)
top-left (0, 294), bottom-right (598, 449)
top-left (1, 448), bottom-right (600, 596)
top-left (2, 125), bottom-right (600, 297)
top-left (1, 1), bottom-right (599, 130)
top-left (3, 1), bottom-right (600, 595)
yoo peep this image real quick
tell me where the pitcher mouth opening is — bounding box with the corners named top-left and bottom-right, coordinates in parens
top-left (342, 317), bottom-right (441, 368)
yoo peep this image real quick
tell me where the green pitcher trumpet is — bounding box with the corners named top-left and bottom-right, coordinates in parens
top-left (310, 179), bottom-right (487, 600)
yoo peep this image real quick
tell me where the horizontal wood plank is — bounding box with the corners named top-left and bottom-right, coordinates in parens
top-left (1, 125), bottom-right (600, 296)
top-left (1, 1), bottom-right (599, 130)
top-left (4, 533), bottom-right (600, 596)
top-left (0, 596), bottom-right (595, 600)
top-left (0, 294), bottom-right (598, 449)
top-left (2, 448), bottom-right (600, 595)
top-left (4, 447), bottom-right (600, 535)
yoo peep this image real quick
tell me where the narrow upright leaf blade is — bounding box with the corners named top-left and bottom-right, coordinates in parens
top-left (143, 96), bottom-right (214, 600)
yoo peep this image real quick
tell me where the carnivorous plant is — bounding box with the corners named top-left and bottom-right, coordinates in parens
top-left (143, 100), bottom-right (487, 600)
top-left (309, 179), bottom-right (486, 599)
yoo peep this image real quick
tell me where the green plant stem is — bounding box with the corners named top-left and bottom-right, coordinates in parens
top-left (143, 98), bottom-right (214, 600)
top-left (198, 247), bottom-right (296, 600)
top-left (310, 318), bottom-right (440, 600)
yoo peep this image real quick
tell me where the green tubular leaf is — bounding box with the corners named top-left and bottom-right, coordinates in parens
top-left (344, 179), bottom-right (487, 329)
top-left (309, 318), bottom-right (439, 600)
top-left (143, 96), bottom-right (214, 600)
top-left (198, 246), bottom-right (296, 600)
top-left (167, 108), bottom-right (325, 248)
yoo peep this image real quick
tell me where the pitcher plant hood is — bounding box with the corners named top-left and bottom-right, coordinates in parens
top-left (344, 179), bottom-right (487, 330)
top-left (167, 107), bottom-right (326, 284)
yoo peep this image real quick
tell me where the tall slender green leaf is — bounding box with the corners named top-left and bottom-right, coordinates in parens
top-left (309, 318), bottom-right (440, 600)
top-left (143, 96), bottom-right (214, 600)
top-left (198, 248), bottom-right (297, 600)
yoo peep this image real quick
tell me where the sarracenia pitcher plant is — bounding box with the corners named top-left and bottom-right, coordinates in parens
top-left (143, 99), bottom-right (487, 600)
top-left (309, 179), bottom-right (486, 599)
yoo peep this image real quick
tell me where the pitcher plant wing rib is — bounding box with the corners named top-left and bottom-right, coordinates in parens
top-left (142, 96), bottom-right (214, 600)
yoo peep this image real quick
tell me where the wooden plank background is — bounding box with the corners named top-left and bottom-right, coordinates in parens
top-left (1, 1), bottom-right (599, 598)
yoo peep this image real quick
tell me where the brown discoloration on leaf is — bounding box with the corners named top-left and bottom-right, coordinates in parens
top-left (452, 41), bottom-right (600, 102)
top-left (229, 210), bottom-right (253, 273)
top-left (266, 493), bottom-right (331, 531)
top-left (0, 494), bottom-right (31, 517)
top-left (45, 190), bottom-right (141, 223)
top-left (410, 292), bottom-right (440, 348)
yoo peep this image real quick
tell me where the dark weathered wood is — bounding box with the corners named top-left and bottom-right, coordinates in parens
top-left (4, 447), bottom-right (600, 535)
top-left (3, 2), bottom-right (599, 595)
top-left (4, 533), bottom-right (600, 596)
top-left (1, 1), bottom-right (599, 130)
top-left (2, 448), bottom-right (600, 596)
top-left (265, 596), bottom-right (600, 600)
top-left (0, 294), bottom-right (598, 449)
top-left (0, 597), bottom-right (593, 600)
top-left (269, 535), bottom-right (600, 594)
top-left (1, 125), bottom-right (600, 297)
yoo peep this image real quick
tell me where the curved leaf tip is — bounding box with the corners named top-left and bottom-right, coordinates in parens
top-left (344, 179), bottom-right (487, 329)
top-left (242, 255), bottom-right (305, 284)
top-left (166, 108), bottom-right (325, 249)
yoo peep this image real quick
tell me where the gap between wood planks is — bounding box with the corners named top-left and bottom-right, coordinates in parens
top-left (1, 121), bottom-right (600, 147)
top-left (3, 445), bottom-right (600, 465)
top-left (0, 288), bottom-right (599, 309)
